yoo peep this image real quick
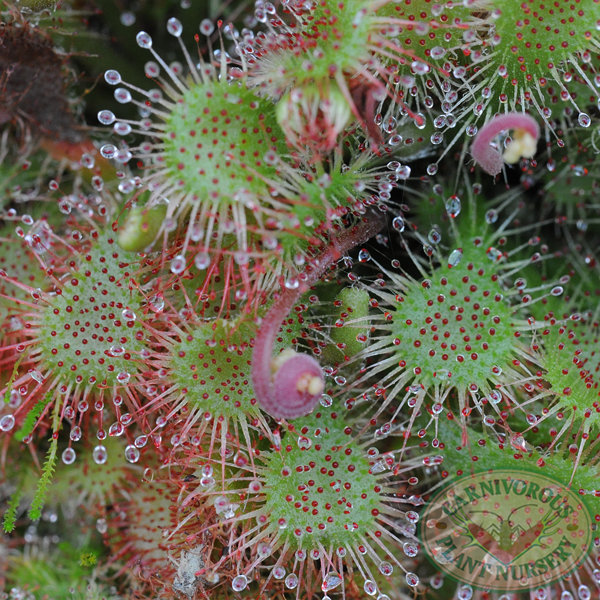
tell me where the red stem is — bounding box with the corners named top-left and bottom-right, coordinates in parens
top-left (252, 210), bottom-right (387, 420)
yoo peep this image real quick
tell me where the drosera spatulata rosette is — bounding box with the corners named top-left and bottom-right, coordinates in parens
top-left (396, 0), bottom-right (600, 173)
top-left (124, 307), bottom-right (304, 463)
top-left (245, 0), bottom-right (477, 148)
top-left (0, 227), bottom-right (153, 469)
top-left (100, 16), bottom-right (392, 300)
top-left (416, 421), bottom-right (600, 599)
top-left (521, 310), bottom-right (600, 478)
top-left (470, 0), bottom-right (600, 124)
top-left (346, 189), bottom-right (570, 451)
top-left (171, 399), bottom-right (426, 599)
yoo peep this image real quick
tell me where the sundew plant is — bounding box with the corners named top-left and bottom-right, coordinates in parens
top-left (1, 0), bottom-right (600, 599)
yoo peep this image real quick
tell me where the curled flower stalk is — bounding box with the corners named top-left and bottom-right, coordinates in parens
top-left (471, 112), bottom-right (541, 176)
top-left (252, 211), bottom-right (386, 419)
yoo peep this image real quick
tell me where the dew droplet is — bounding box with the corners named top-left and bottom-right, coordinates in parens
top-left (120, 11), bottom-right (136, 26)
top-left (297, 436), bottom-right (312, 450)
top-left (445, 195), bottom-right (461, 218)
top-left (0, 414), bottom-right (15, 431)
top-left (104, 70), bottom-right (121, 85)
top-left (148, 295), bottom-right (165, 313)
top-left (194, 252), bottom-right (211, 270)
top-left (424, 226), bottom-right (440, 245)
top-left (100, 144), bottom-right (117, 159)
top-left (125, 444), bottom-right (140, 463)
top-left (489, 390), bottom-right (502, 404)
top-left (363, 580), bottom-right (377, 596)
top-left (61, 447), bottom-right (76, 465)
top-left (170, 255), bottom-right (186, 274)
top-left (458, 585), bottom-right (473, 600)
top-left (320, 394), bottom-right (332, 407)
top-left (93, 445), bottom-right (108, 465)
top-left (484, 209), bottom-right (498, 224)
top-left (108, 422), bottom-right (124, 437)
top-left (117, 372), bottom-right (131, 385)
top-left (136, 31), bottom-right (153, 48)
top-left (114, 88), bottom-right (132, 104)
top-left (578, 585), bottom-right (591, 600)
top-left (322, 572), bottom-right (342, 592)
top-left (200, 19), bottom-right (215, 35)
top-left (396, 165), bottom-right (411, 179)
top-left (285, 574), bottom-right (298, 589)
top-left (113, 122), bottom-right (132, 136)
top-left (486, 247), bottom-right (503, 261)
top-left (98, 110), bottom-right (116, 125)
top-left (578, 113), bottom-right (591, 128)
top-left (248, 479), bottom-right (262, 493)
top-left (122, 309), bottom-right (137, 321)
top-left (392, 216), bottom-right (405, 232)
top-left (167, 17), bottom-right (183, 36)
top-left (234, 251), bottom-right (250, 265)
top-left (69, 426), bottom-right (82, 441)
top-left (118, 179), bottom-right (136, 194)
top-left (447, 248), bottom-right (463, 268)
top-left (133, 435), bottom-right (147, 449)
top-left (430, 45), bottom-right (446, 60)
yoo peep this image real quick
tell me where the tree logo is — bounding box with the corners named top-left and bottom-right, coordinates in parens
top-left (420, 469), bottom-right (593, 590)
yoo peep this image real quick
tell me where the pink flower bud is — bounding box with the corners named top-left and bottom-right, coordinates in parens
top-left (472, 112), bottom-right (540, 176)
top-left (252, 211), bottom-right (386, 420)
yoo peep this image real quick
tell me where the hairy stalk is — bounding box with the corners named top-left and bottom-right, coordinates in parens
top-left (252, 210), bottom-right (386, 419)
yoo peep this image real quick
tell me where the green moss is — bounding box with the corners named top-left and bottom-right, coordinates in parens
top-left (7, 542), bottom-right (117, 600)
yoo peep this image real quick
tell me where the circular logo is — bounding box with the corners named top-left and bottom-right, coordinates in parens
top-left (420, 469), bottom-right (593, 591)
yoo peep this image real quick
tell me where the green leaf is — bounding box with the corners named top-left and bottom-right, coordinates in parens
top-left (3, 489), bottom-right (23, 533)
top-left (28, 436), bottom-right (58, 521)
